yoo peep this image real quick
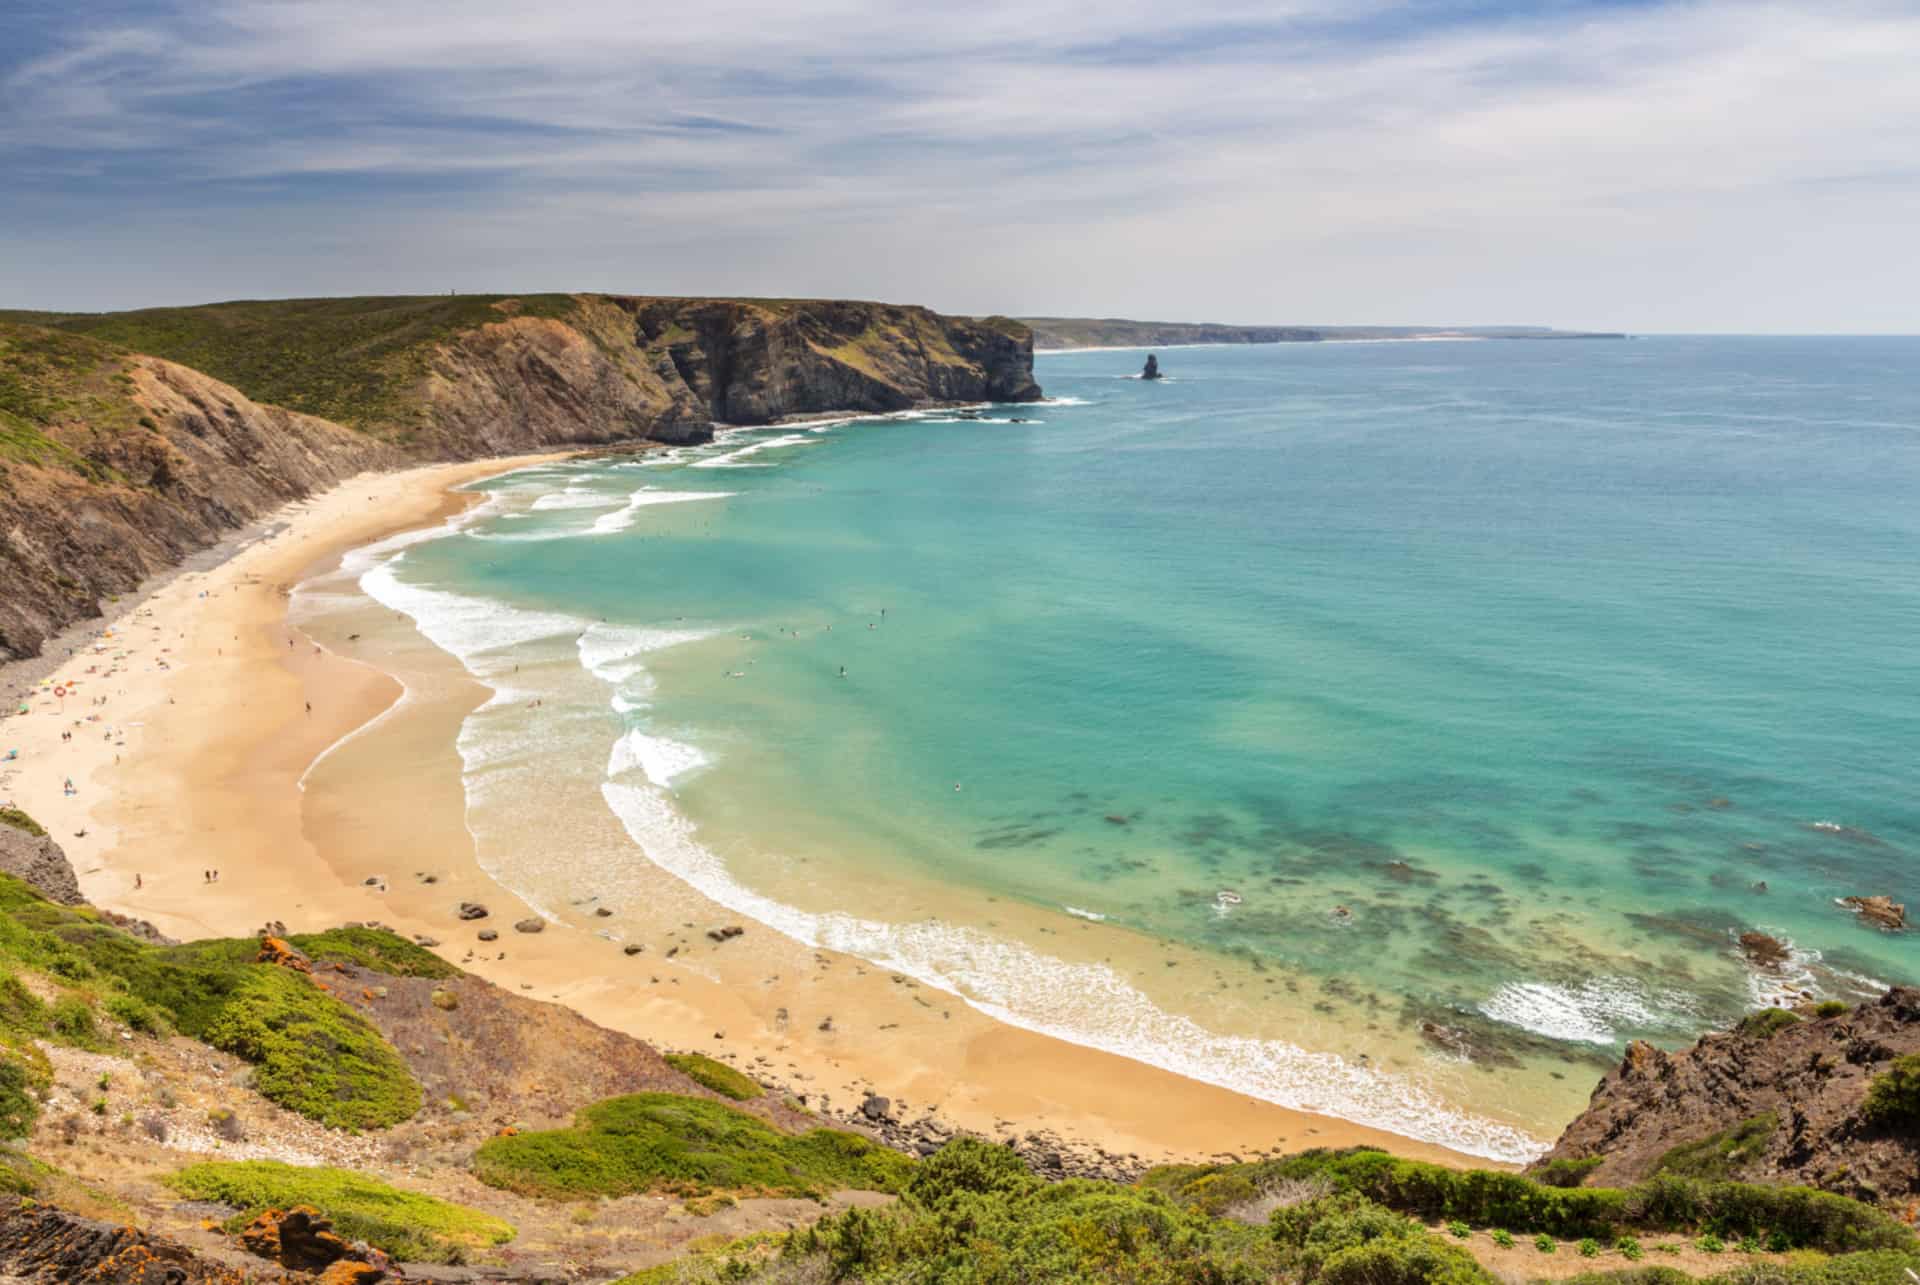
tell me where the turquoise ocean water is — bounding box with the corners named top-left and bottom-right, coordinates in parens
top-left (343, 337), bottom-right (1919, 1159)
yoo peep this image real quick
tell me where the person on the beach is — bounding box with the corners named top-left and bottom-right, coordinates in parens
top-left (134, 874), bottom-right (142, 890)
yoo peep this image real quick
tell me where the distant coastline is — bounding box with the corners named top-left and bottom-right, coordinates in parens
top-left (1021, 316), bottom-right (1628, 351)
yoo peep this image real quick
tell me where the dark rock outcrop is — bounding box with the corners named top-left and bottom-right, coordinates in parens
top-left (1841, 895), bottom-right (1907, 932)
top-left (0, 815), bottom-right (83, 905)
top-left (1534, 987), bottom-right (1920, 1201)
top-left (1140, 354), bottom-right (1162, 380)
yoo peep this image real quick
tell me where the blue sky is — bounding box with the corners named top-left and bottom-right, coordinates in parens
top-left (4, 0), bottom-right (1916, 330)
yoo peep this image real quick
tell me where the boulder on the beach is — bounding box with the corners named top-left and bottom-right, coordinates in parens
top-left (477, 928), bottom-right (498, 942)
top-left (456, 902), bottom-right (489, 920)
top-left (513, 917), bottom-right (545, 934)
top-left (705, 924), bottom-right (745, 943)
top-left (623, 943), bottom-right (644, 955)
top-left (861, 1092), bottom-right (892, 1122)
top-left (1840, 894), bottom-right (1906, 931)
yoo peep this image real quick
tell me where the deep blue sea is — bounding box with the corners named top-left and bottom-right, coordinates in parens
top-left (347, 336), bottom-right (1920, 1158)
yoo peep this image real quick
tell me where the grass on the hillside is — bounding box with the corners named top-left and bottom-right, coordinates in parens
top-left (0, 808), bottom-right (46, 838)
top-left (0, 323), bottom-right (137, 480)
top-left (0, 872), bottom-right (424, 1130)
top-left (663, 1052), bottom-right (763, 1101)
top-left (1142, 1148), bottom-right (1914, 1254)
top-left (1735, 1008), bottom-right (1803, 1039)
top-left (37, 295), bottom-right (581, 437)
top-left (1655, 1114), bottom-right (1780, 1181)
top-left (472, 1092), bottom-right (911, 1200)
top-left (165, 1160), bottom-right (514, 1264)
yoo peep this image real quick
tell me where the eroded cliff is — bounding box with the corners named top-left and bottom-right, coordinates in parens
top-left (0, 295), bottom-right (1040, 659)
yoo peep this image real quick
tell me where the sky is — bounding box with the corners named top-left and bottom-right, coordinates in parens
top-left (4, 0), bottom-right (1917, 331)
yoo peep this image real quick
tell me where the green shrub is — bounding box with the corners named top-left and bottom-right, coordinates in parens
top-left (1700, 1234), bottom-right (1727, 1253)
top-left (1735, 1009), bottom-right (1802, 1039)
top-left (1861, 1055), bottom-right (1920, 1129)
top-left (1617, 1235), bottom-right (1643, 1260)
top-left (1538, 1234), bottom-right (1558, 1253)
top-left (0, 1059), bottom-right (38, 1138)
top-left (1142, 1148), bottom-right (1913, 1253)
top-left (287, 927), bottom-right (458, 979)
top-left (164, 1160), bottom-right (513, 1263)
top-left (664, 1052), bottom-right (763, 1102)
top-left (1492, 1229), bottom-right (1515, 1248)
top-left (1655, 1114), bottom-right (1778, 1181)
top-left (1582, 1238), bottom-right (1603, 1257)
top-left (199, 967), bottom-right (419, 1130)
top-left (0, 809), bottom-right (45, 838)
top-left (102, 992), bottom-right (166, 1035)
top-left (1536, 1156), bottom-right (1606, 1188)
top-left (1739, 1237), bottom-right (1765, 1254)
top-left (1448, 1220), bottom-right (1471, 1239)
top-left (771, 1141), bottom-right (1297, 1283)
top-left (48, 996), bottom-right (96, 1046)
top-left (1813, 1001), bottom-right (1850, 1018)
top-left (473, 1092), bottom-right (912, 1200)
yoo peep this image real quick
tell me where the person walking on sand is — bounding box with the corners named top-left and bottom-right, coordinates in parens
top-left (134, 874), bottom-right (142, 890)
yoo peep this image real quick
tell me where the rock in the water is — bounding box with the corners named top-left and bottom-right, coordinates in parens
top-left (457, 902), bottom-right (490, 920)
top-left (1738, 930), bottom-right (1791, 966)
top-left (1140, 353), bottom-right (1162, 380)
top-left (1840, 894), bottom-right (1906, 931)
top-left (514, 917), bottom-right (546, 934)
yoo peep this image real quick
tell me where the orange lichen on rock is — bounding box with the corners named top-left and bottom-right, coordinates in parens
top-left (254, 937), bottom-right (312, 973)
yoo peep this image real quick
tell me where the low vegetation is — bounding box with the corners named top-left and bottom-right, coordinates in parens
top-left (0, 872), bottom-right (423, 1129)
top-left (16, 295), bottom-right (582, 436)
top-left (1655, 1114), bottom-right (1780, 1181)
top-left (472, 1092), bottom-right (912, 1200)
top-left (1140, 1148), bottom-right (1915, 1253)
top-left (1861, 1054), bottom-right (1920, 1128)
top-left (165, 1160), bottom-right (514, 1264)
top-left (0, 808), bottom-right (47, 838)
top-left (0, 323), bottom-right (137, 480)
top-left (664, 1052), bottom-right (764, 1101)
top-left (1562, 1254), bottom-right (1920, 1285)
top-left (1735, 1008), bottom-right (1803, 1040)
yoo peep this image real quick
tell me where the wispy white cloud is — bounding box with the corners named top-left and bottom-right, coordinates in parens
top-left (2, 0), bottom-right (1915, 328)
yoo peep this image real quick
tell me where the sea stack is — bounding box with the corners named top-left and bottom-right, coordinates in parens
top-left (1141, 354), bottom-right (1162, 380)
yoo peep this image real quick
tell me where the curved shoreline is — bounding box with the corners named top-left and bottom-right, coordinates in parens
top-left (2, 454), bottom-right (1508, 1171)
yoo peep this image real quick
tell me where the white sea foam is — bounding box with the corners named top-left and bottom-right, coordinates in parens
top-left (532, 489), bottom-right (626, 512)
top-left (589, 488), bottom-right (737, 534)
top-left (1477, 978), bottom-right (1697, 1046)
top-left (360, 558), bottom-right (586, 676)
top-left (599, 779), bottom-right (1548, 1162)
top-left (577, 622), bottom-right (715, 683)
top-left (607, 729), bottom-right (711, 788)
top-left (1063, 906), bottom-right (1108, 922)
top-left (689, 434), bottom-right (815, 469)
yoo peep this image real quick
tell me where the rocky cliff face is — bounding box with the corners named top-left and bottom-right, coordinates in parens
top-left (0, 336), bottom-right (398, 662)
top-left (0, 297), bottom-right (1040, 660)
top-left (1535, 989), bottom-right (1920, 1202)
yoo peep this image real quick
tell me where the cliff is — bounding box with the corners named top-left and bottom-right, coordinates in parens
top-left (0, 295), bottom-right (1039, 660)
top-left (1532, 990), bottom-right (1920, 1203)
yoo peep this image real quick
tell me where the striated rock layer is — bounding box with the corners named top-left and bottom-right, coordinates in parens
top-left (1533, 987), bottom-right (1920, 1202)
top-left (0, 296), bottom-right (1039, 660)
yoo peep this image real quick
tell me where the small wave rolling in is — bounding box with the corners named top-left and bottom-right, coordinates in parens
top-left (312, 339), bottom-right (1920, 1161)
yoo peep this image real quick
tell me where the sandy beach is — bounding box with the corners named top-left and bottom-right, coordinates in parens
top-left (0, 454), bottom-right (1485, 1171)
